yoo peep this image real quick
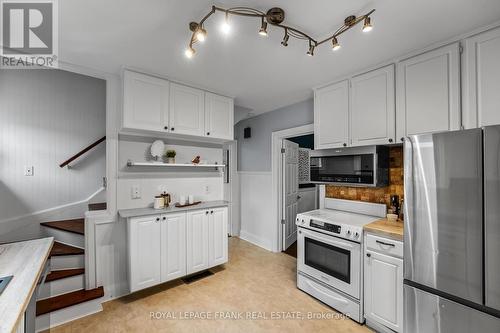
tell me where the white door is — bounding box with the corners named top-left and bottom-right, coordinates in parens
top-left (128, 215), bottom-right (162, 292)
top-left (186, 210), bottom-right (209, 274)
top-left (350, 65), bottom-right (395, 146)
top-left (464, 26), bottom-right (500, 128)
top-left (364, 250), bottom-right (404, 332)
top-left (160, 213), bottom-right (186, 282)
top-left (208, 207), bottom-right (228, 267)
top-left (205, 92), bottom-right (234, 140)
top-left (282, 140), bottom-right (299, 250)
top-left (123, 70), bottom-right (169, 132)
top-left (314, 80), bottom-right (349, 149)
top-left (169, 83), bottom-right (205, 136)
top-left (396, 43), bottom-right (460, 141)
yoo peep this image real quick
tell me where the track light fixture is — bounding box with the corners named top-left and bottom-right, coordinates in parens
top-left (185, 6), bottom-right (375, 58)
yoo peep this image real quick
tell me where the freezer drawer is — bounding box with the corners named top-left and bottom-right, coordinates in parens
top-left (404, 285), bottom-right (500, 333)
top-left (404, 129), bottom-right (483, 304)
top-left (484, 125), bottom-right (500, 311)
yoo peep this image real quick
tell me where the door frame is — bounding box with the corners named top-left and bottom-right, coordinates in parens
top-left (271, 124), bottom-right (314, 252)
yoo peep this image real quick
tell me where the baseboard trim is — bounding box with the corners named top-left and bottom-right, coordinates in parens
top-left (239, 230), bottom-right (273, 252)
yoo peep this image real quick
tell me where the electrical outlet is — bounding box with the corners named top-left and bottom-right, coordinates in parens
top-left (131, 185), bottom-right (141, 199)
top-left (24, 166), bottom-right (34, 176)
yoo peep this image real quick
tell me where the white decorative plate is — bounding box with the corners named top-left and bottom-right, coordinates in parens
top-left (150, 140), bottom-right (165, 160)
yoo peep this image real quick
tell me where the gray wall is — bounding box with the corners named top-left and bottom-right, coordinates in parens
top-left (235, 99), bottom-right (313, 171)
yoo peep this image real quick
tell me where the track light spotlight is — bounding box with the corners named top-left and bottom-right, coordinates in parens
top-left (307, 42), bottom-right (315, 56)
top-left (331, 36), bottom-right (341, 51)
top-left (259, 17), bottom-right (268, 36)
top-left (281, 30), bottom-right (289, 46)
top-left (362, 16), bottom-right (373, 32)
top-left (195, 27), bottom-right (207, 42)
top-left (185, 46), bottom-right (195, 58)
top-left (220, 11), bottom-right (230, 34)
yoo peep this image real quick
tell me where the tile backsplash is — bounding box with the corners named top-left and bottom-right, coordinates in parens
top-left (325, 146), bottom-right (404, 209)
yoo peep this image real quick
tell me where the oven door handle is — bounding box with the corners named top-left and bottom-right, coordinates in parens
top-left (300, 228), bottom-right (356, 250)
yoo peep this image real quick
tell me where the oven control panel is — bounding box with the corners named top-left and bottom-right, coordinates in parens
top-left (296, 214), bottom-right (362, 241)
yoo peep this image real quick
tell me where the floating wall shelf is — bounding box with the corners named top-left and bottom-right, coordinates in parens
top-left (126, 160), bottom-right (224, 169)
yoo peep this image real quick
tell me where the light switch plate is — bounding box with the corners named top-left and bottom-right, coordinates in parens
top-left (24, 166), bottom-right (34, 176)
top-left (131, 185), bottom-right (141, 199)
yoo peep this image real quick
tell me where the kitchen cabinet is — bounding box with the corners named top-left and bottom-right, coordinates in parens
top-left (350, 65), bottom-right (395, 146)
top-left (128, 215), bottom-right (162, 292)
top-left (160, 213), bottom-right (187, 282)
top-left (205, 92), bottom-right (234, 140)
top-left (396, 43), bottom-right (461, 141)
top-left (364, 233), bottom-right (403, 332)
top-left (186, 210), bottom-right (210, 274)
top-left (464, 26), bottom-right (500, 128)
top-left (314, 80), bottom-right (349, 149)
top-left (208, 207), bottom-right (228, 266)
top-left (123, 70), bottom-right (169, 132)
top-left (169, 83), bottom-right (205, 136)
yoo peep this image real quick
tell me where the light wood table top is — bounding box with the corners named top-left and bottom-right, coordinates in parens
top-left (364, 219), bottom-right (404, 241)
top-left (0, 237), bottom-right (53, 333)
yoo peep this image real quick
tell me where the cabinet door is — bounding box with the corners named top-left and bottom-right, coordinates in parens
top-left (186, 210), bottom-right (209, 274)
top-left (160, 213), bottom-right (186, 282)
top-left (169, 83), bottom-right (205, 136)
top-left (208, 207), bottom-right (228, 267)
top-left (364, 249), bottom-right (403, 332)
top-left (123, 70), bottom-right (169, 131)
top-left (350, 65), bottom-right (395, 146)
top-left (128, 215), bottom-right (162, 292)
top-left (396, 43), bottom-right (460, 141)
top-left (314, 80), bottom-right (349, 149)
top-left (205, 92), bottom-right (234, 140)
top-left (464, 26), bottom-right (500, 128)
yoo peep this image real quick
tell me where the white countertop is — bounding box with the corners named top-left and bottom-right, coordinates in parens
top-left (0, 237), bottom-right (54, 333)
top-left (118, 200), bottom-right (230, 219)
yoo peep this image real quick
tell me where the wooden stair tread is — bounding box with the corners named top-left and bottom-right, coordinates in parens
top-left (41, 218), bottom-right (84, 235)
top-left (46, 268), bottom-right (84, 282)
top-left (36, 287), bottom-right (104, 316)
top-left (49, 241), bottom-right (84, 257)
top-left (88, 202), bottom-right (107, 211)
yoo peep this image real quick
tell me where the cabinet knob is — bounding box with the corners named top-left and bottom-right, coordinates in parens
top-left (206, 211), bottom-right (209, 215)
top-left (389, 138), bottom-right (393, 143)
top-left (343, 143), bottom-right (347, 147)
top-left (207, 132), bottom-right (210, 136)
top-left (210, 210), bottom-right (214, 214)
top-left (164, 126), bottom-right (168, 131)
top-left (171, 127), bottom-right (175, 131)
top-left (400, 137), bottom-right (404, 142)
top-left (366, 253), bottom-right (371, 257)
top-left (162, 216), bottom-right (166, 220)
top-left (156, 217), bottom-right (160, 222)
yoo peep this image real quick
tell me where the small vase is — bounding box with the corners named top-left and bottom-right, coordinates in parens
top-left (166, 157), bottom-right (175, 164)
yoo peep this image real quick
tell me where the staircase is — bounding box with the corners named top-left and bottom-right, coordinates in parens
top-left (36, 202), bottom-right (107, 329)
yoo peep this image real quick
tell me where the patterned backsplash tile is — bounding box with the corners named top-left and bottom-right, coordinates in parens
top-left (325, 146), bottom-right (404, 209)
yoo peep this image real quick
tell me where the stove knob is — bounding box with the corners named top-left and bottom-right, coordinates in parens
top-left (346, 230), bottom-right (351, 236)
top-left (354, 232), bottom-right (360, 238)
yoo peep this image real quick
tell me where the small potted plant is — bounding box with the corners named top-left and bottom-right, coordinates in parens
top-left (165, 150), bottom-right (176, 164)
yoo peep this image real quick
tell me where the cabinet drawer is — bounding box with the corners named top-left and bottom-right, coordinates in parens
top-left (365, 234), bottom-right (403, 258)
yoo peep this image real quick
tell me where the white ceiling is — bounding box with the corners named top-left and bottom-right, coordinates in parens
top-left (60, 0), bottom-right (500, 116)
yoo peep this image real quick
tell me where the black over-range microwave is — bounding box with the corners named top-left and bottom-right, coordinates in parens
top-left (309, 145), bottom-right (389, 187)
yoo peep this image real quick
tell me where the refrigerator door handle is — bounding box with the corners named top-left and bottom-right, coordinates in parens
top-left (403, 137), bottom-right (414, 280)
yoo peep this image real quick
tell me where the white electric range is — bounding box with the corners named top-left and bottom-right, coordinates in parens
top-left (296, 198), bottom-right (386, 323)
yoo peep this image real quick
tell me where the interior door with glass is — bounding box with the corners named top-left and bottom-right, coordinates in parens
top-left (282, 139), bottom-right (299, 250)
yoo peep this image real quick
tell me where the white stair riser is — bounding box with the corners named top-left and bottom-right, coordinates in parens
top-left (36, 297), bottom-right (103, 332)
top-left (50, 254), bottom-right (84, 270)
top-left (43, 227), bottom-right (85, 248)
top-left (38, 274), bottom-right (84, 300)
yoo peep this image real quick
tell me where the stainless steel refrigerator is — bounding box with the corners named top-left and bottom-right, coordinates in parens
top-left (404, 126), bottom-right (500, 332)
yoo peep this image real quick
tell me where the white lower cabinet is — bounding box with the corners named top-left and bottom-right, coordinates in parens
top-left (128, 206), bottom-right (228, 292)
top-left (364, 233), bottom-right (403, 333)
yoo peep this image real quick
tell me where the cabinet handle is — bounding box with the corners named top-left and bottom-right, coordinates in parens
top-left (376, 240), bottom-right (395, 247)
top-left (400, 137), bottom-right (404, 142)
top-left (389, 138), bottom-right (393, 143)
top-left (210, 210), bottom-right (214, 214)
top-left (207, 132), bottom-right (210, 136)
top-left (366, 253), bottom-right (371, 257)
top-left (343, 143), bottom-right (347, 147)
top-left (171, 127), bottom-right (175, 131)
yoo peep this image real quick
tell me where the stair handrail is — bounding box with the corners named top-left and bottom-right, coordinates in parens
top-left (59, 136), bottom-right (106, 168)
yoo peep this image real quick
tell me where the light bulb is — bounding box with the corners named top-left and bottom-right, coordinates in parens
top-left (362, 17), bottom-right (373, 32)
top-left (281, 33), bottom-right (289, 46)
top-left (259, 19), bottom-right (267, 36)
top-left (331, 37), bottom-right (341, 51)
top-left (306, 44), bottom-right (315, 56)
top-left (221, 12), bottom-right (230, 34)
top-left (185, 47), bottom-right (195, 58)
top-left (195, 28), bottom-right (207, 42)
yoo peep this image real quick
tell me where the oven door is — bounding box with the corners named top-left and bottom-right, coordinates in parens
top-left (297, 227), bottom-right (361, 299)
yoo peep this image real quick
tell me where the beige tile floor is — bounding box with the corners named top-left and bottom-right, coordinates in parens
top-left (46, 237), bottom-right (373, 333)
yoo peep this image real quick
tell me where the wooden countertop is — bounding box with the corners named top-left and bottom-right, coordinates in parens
top-left (364, 219), bottom-right (404, 241)
top-left (0, 237), bottom-right (54, 333)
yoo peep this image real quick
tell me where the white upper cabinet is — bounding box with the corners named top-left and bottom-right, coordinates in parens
top-left (350, 65), bottom-right (395, 146)
top-left (314, 80), bottom-right (349, 149)
top-left (169, 83), bottom-right (205, 136)
top-left (464, 26), bottom-right (500, 128)
top-left (123, 70), bottom-right (169, 132)
top-left (396, 43), bottom-right (461, 141)
top-left (160, 213), bottom-right (186, 282)
top-left (205, 92), bottom-right (234, 140)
